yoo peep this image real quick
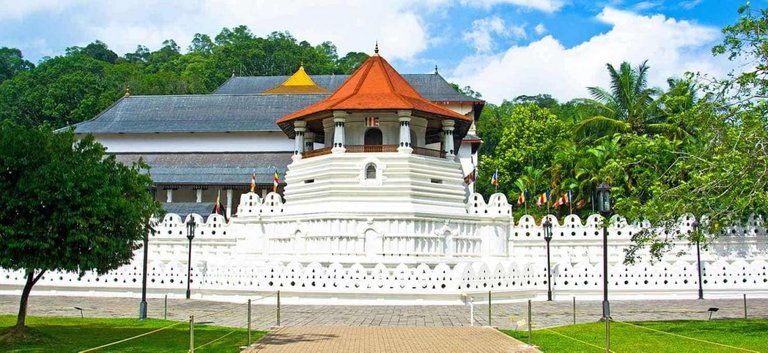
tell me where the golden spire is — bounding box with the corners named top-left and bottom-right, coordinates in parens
top-left (124, 87), bottom-right (130, 97)
top-left (262, 65), bottom-right (327, 94)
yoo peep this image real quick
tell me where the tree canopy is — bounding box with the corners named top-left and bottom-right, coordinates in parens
top-left (0, 28), bottom-right (369, 129)
top-left (0, 122), bottom-right (162, 329)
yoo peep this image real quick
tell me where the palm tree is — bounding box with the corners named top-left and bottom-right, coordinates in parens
top-left (575, 61), bottom-right (682, 141)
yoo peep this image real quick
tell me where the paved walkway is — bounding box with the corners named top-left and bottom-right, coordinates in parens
top-left (2, 295), bottom-right (765, 330)
top-left (242, 326), bottom-right (539, 353)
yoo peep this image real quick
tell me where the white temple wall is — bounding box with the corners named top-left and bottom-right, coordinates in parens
top-left (93, 132), bottom-right (293, 153)
top-left (2, 193), bottom-right (766, 303)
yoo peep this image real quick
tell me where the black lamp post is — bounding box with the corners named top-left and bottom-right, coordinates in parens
top-left (693, 220), bottom-right (704, 300)
top-left (185, 216), bottom-right (197, 300)
top-left (543, 218), bottom-right (553, 301)
top-left (139, 229), bottom-right (149, 319)
top-left (596, 182), bottom-right (612, 353)
top-left (596, 182), bottom-right (612, 320)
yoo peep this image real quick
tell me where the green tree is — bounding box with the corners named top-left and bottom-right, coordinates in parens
top-left (0, 47), bottom-right (34, 83)
top-left (575, 61), bottom-right (682, 141)
top-left (0, 123), bottom-right (162, 330)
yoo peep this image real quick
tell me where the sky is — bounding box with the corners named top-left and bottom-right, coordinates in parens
top-left (0, 0), bottom-right (758, 104)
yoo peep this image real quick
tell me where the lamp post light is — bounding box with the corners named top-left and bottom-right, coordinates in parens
top-left (596, 182), bottom-right (612, 353)
top-left (543, 218), bottom-right (553, 301)
top-left (185, 216), bottom-right (197, 300)
top-left (692, 220), bottom-right (704, 300)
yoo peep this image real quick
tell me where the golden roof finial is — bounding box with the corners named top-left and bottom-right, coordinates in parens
top-left (434, 65), bottom-right (439, 74)
top-left (374, 41), bottom-right (379, 55)
top-left (124, 87), bottom-right (130, 97)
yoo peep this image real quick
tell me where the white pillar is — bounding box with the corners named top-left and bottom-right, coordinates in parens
top-left (442, 120), bottom-right (455, 158)
top-left (226, 189), bottom-right (233, 219)
top-left (398, 110), bottom-right (413, 154)
top-left (304, 132), bottom-right (315, 152)
top-left (332, 111), bottom-right (347, 153)
top-left (195, 189), bottom-right (202, 203)
top-left (166, 189), bottom-right (173, 203)
top-left (293, 120), bottom-right (306, 160)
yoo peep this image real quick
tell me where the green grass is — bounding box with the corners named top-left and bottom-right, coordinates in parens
top-left (504, 319), bottom-right (768, 353)
top-left (0, 315), bottom-right (267, 353)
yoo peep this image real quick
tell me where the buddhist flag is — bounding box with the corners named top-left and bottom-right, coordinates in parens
top-left (273, 169), bottom-right (279, 193)
top-left (536, 190), bottom-right (550, 206)
top-left (463, 169), bottom-right (476, 184)
top-left (365, 116), bottom-right (379, 127)
top-left (553, 195), bottom-right (566, 207)
top-left (212, 190), bottom-right (222, 215)
top-left (250, 172), bottom-right (256, 193)
top-left (566, 190), bottom-right (572, 204)
top-left (517, 192), bottom-right (525, 205)
top-left (491, 169), bottom-right (500, 188)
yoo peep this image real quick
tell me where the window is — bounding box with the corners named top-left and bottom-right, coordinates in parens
top-left (364, 128), bottom-right (383, 145)
top-left (365, 164), bottom-right (377, 179)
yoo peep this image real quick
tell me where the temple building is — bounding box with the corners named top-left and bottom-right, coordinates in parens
top-left (2, 48), bottom-right (763, 304)
top-left (72, 54), bottom-right (484, 218)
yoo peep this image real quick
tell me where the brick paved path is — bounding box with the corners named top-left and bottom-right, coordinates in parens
top-left (1, 295), bottom-right (765, 330)
top-left (242, 326), bottom-right (540, 353)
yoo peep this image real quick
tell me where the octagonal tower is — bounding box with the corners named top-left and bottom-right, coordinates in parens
top-left (276, 49), bottom-right (475, 216)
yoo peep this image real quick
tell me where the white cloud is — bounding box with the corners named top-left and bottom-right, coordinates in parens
top-left (534, 23), bottom-right (547, 35)
top-left (450, 7), bottom-right (727, 104)
top-left (0, 0), bottom-right (87, 21)
top-left (463, 16), bottom-right (525, 53)
top-left (680, 0), bottom-right (703, 10)
top-left (632, 1), bottom-right (662, 11)
top-left (2, 0), bottom-right (434, 61)
top-left (459, 0), bottom-right (566, 13)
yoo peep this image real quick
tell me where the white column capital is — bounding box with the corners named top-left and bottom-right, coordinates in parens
top-left (441, 119), bottom-right (455, 130)
top-left (294, 120), bottom-right (307, 131)
top-left (332, 110), bottom-right (349, 120)
top-left (397, 110), bottom-right (412, 118)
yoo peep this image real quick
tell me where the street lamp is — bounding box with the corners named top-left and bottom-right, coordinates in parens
top-left (139, 223), bottom-right (150, 319)
top-left (596, 182), bottom-right (612, 353)
top-left (543, 218), bottom-right (553, 301)
top-left (692, 220), bottom-right (704, 300)
top-left (186, 216), bottom-right (197, 300)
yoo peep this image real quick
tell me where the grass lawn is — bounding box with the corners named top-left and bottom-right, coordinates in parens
top-left (504, 319), bottom-right (768, 353)
top-left (0, 315), bottom-right (267, 353)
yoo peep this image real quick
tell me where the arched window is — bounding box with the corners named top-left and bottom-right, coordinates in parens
top-left (364, 128), bottom-right (383, 145)
top-left (365, 164), bottom-right (377, 179)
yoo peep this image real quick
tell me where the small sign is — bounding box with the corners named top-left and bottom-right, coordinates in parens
top-left (365, 116), bottom-right (379, 127)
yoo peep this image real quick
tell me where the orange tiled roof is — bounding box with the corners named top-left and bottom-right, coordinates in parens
top-left (276, 55), bottom-right (471, 124)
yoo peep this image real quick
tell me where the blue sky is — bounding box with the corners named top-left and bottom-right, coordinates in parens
top-left (0, 0), bottom-right (756, 103)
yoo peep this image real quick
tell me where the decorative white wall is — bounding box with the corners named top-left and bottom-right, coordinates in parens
top-left (2, 192), bottom-right (766, 303)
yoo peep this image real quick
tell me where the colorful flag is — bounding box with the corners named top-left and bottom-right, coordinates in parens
top-left (491, 169), bottom-right (500, 188)
top-left (365, 116), bottom-right (379, 127)
top-left (566, 190), bottom-right (572, 204)
top-left (536, 190), bottom-right (550, 206)
top-left (463, 169), bottom-right (476, 184)
top-left (212, 190), bottom-right (222, 215)
top-left (250, 172), bottom-right (256, 193)
top-left (273, 169), bottom-right (279, 193)
top-left (553, 195), bottom-right (566, 207)
top-left (517, 192), bottom-right (525, 205)
top-left (576, 198), bottom-right (587, 209)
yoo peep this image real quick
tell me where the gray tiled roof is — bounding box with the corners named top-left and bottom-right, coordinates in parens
top-left (214, 74), bottom-right (481, 102)
top-left (114, 153), bottom-right (292, 185)
top-left (74, 94), bottom-right (325, 134)
top-left (162, 202), bottom-right (216, 218)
